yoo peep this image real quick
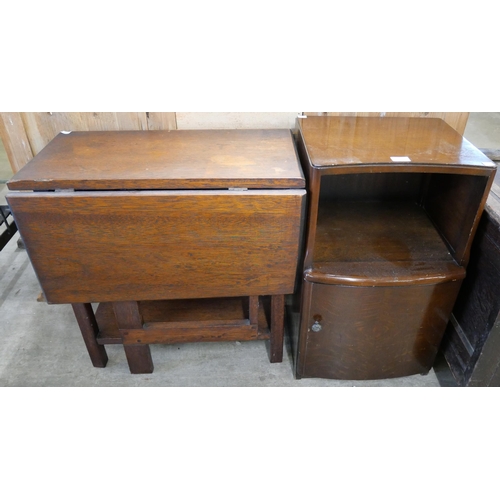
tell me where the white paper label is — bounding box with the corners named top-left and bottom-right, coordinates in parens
top-left (390, 156), bottom-right (411, 162)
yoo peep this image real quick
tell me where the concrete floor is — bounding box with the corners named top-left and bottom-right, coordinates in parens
top-left (464, 112), bottom-right (500, 150)
top-left (0, 113), bottom-right (498, 387)
top-left (464, 112), bottom-right (500, 187)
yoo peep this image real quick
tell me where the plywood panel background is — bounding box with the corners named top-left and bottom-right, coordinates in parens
top-left (0, 113), bottom-right (34, 173)
top-left (0, 112), bottom-right (469, 173)
top-left (175, 112), bottom-right (299, 130)
top-left (19, 112), bottom-right (151, 155)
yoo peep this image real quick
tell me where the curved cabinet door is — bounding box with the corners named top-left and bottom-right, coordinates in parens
top-left (297, 279), bottom-right (462, 380)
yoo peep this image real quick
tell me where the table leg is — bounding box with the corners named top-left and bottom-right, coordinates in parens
top-left (249, 295), bottom-right (259, 325)
top-left (113, 301), bottom-right (154, 374)
top-left (72, 303), bottom-right (108, 368)
top-left (270, 295), bottom-right (285, 363)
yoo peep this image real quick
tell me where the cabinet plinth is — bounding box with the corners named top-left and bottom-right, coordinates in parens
top-left (294, 116), bottom-right (496, 380)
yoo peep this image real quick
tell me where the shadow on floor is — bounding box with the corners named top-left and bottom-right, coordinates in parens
top-left (433, 351), bottom-right (459, 387)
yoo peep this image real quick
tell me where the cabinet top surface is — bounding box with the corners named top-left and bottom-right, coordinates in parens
top-left (299, 116), bottom-right (494, 170)
top-left (8, 129), bottom-right (305, 190)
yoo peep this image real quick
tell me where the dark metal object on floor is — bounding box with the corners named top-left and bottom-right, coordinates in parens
top-left (441, 185), bottom-right (500, 386)
top-left (0, 203), bottom-right (17, 251)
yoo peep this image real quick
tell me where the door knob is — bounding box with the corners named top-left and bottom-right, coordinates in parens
top-left (311, 320), bottom-right (322, 332)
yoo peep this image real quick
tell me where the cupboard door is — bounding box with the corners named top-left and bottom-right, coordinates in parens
top-left (297, 280), bottom-right (462, 380)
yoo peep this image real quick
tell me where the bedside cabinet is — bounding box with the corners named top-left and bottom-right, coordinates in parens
top-left (294, 116), bottom-right (496, 380)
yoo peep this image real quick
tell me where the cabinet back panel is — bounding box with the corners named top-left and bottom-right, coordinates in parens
top-left (319, 173), bottom-right (425, 202)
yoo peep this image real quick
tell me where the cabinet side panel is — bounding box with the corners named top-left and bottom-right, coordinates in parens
top-left (7, 190), bottom-right (305, 303)
top-left (423, 173), bottom-right (490, 264)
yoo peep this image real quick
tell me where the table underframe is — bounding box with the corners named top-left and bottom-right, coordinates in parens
top-left (71, 295), bottom-right (285, 374)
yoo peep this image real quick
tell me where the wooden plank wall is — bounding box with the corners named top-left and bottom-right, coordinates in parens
top-left (0, 112), bottom-right (177, 173)
top-left (0, 112), bottom-right (469, 174)
top-left (0, 113), bottom-right (35, 173)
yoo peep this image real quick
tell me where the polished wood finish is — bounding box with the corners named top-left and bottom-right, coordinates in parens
top-left (423, 173), bottom-right (491, 265)
top-left (122, 323), bottom-right (259, 345)
top-left (295, 116), bottom-right (496, 380)
top-left (304, 112), bottom-right (470, 136)
top-left (311, 200), bottom-right (464, 285)
top-left (95, 297), bottom-right (271, 345)
top-left (71, 303), bottom-right (108, 368)
top-left (7, 129), bottom-right (305, 190)
top-left (7, 190), bottom-right (304, 304)
top-left (7, 129), bottom-right (305, 373)
top-left (298, 280), bottom-right (462, 380)
top-left (97, 295), bottom-right (281, 372)
top-left (300, 116), bottom-right (492, 169)
top-left (249, 296), bottom-right (259, 325)
top-left (113, 301), bottom-right (154, 374)
top-left (270, 295), bottom-right (285, 363)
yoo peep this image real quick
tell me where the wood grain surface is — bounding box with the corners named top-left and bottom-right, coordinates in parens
top-left (303, 112), bottom-right (470, 135)
top-left (7, 129), bottom-right (305, 190)
top-left (313, 200), bottom-right (455, 263)
top-left (299, 116), bottom-right (493, 168)
top-left (423, 172), bottom-right (493, 266)
top-left (308, 200), bottom-right (464, 285)
top-left (297, 279), bottom-right (463, 380)
top-left (95, 297), bottom-right (271, 345)
top-left (113, 301), bottom-right (153, 374)
top-left (71, 303), bottom-right (108, 367)
top-left (295, 115), bottom-right (495, 380)
top-left (7, 190), bottom-right (305, 303)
